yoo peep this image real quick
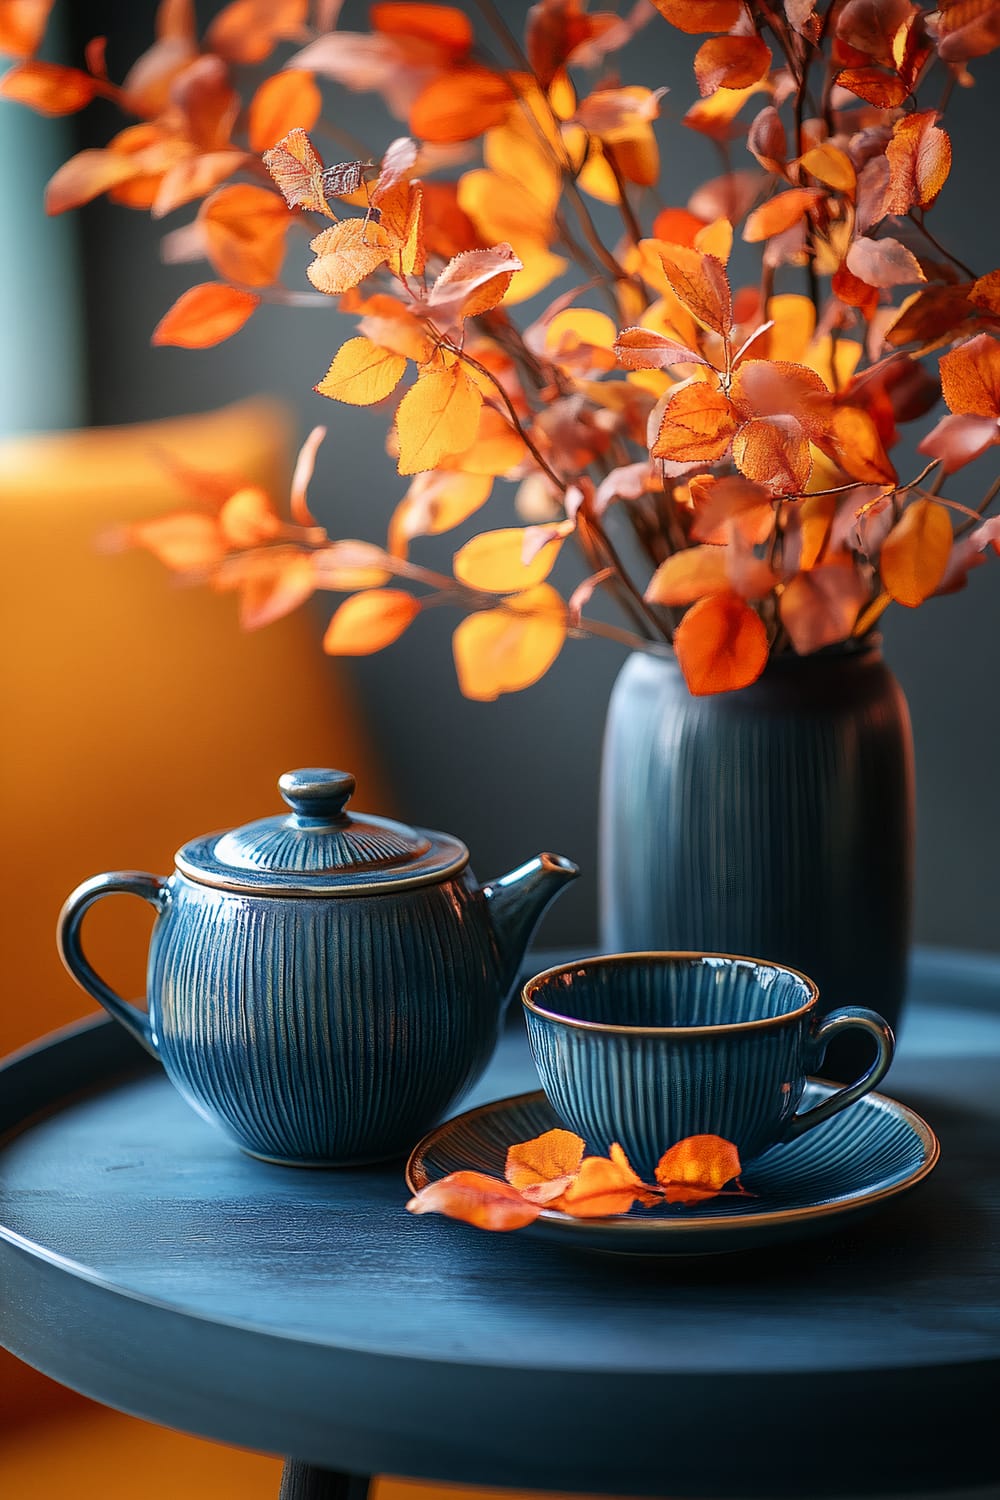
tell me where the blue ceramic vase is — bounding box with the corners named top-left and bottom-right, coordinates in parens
top-left (58, 769), bottom-right (578, 1165)
top-left (599, 645), bottom-right (914, 1079)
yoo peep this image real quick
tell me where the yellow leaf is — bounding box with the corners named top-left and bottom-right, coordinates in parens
top-left (454, 526), bottom-right (565, 592)
top-left (395, 364), bottom-right (483, 475)
top-left (798, 143), bottom-right (856, 194)
top-left (315, 337), bottom-right (407, 406)
top-left (879, 499), bottom-right (952, 607)
top-left (307, 218), bottom-right (393, 297)
top-left (323, 588), bottom-right (421, 654)
top-left (388, 471), bottom-right (493, 554)
top-left (453, 584), bottom-right (566, 700)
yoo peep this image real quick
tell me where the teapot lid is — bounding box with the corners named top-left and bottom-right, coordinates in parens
top-left (175, 769), bottom-right (468, 895)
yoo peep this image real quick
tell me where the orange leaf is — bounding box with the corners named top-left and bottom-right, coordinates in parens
top-left (406, 1170), bottom-right (541, 1230)
top-left (673, 592), bottom-right (769, 695)
top-left (395, 364), bottom-right (483, 475)
top-left (0, 59), bottom-right (96, 113)
top-left (821, 405), bottom-right (897, 484)
top-left (694, 36), bottom-right (772, 95)
top-left (452, 584), bottom-right (566, 700)
top-left (128, 512), bottom-right (225, 571)
top-left (307, 218), bottom-right (393, 296)
top-left (388, 470), bottom-right (492, 553)
top-left (729, 359), bottom-right (831, 437)
top-left (289, 423), bottom-right (325, 525)
top-left (218, 486), bottom-right (282, 547)
top-left (970, 270), bottom-right (1000, 316)
top-left (248, 69), bottom-right (322, 153)
top-left (879, 499), bottom-right (953, 607)
top-left (734, 416), bottom-right (812, 493)
top-left (454, 526), bottom-right (565, 592)
top-left (655, 1134), bottom-right (742, 1203)
top-left (884, 110), bottom-right (952, 216)
top-left (315, 336), bottom-right (407, 406)
top-left (646, 545), bottom-right (730, 606)
top-left (555, 1150), bottom-right (645, 1218)
top-left (44, 148), bottom-right (142, 215)
top-left (939, 334), bottom-right (1000, 416)
top-left (152, 283), bottom-right (260, 348)
top-left (263, 127), bottom-right (329, 213)
top-left (655, 243), bottom-right (733, 337)
top-left (614, 326), bottom-right (710, 370)
top-left (151, 150), bottom-right (248, 218)
top-left (651, 206), bottom-right (707, 247)
top-left (0, 0), bottom-right (55, 57)
top-left (426, 243), bottom-right (523, 321)
top-left (651, 384), bottom-right (738, 464)
top-left (689, 474), bottom-right (775, 545)
top-left (779, 564), bottom-right (871, 654)
top-left (201, 183), bottom-right (290, 287)
top-left (371, 2), bottom-right (474, 54)
top-left (206, 0), bottom-right (308, 64)
top-left (835, 67), bottom-right (908, 108)
top-left (883, 285), bottom-right (979, 349)
top-left (216, 548), bottom-right (317, 630)
top-left (505, 1128), bottom-right (586, 1204)
top-left (649, 0), bottom-right (743, 33)
top-left (934, 0), bottom-right (1000, 61)
top-left (323, 588), bottom-right (421, 654)
top-left (743, 188), bottom-right (823, 244)
top-left (409, 66), bottom-right (514, 143)
top-left (846, 235), bottom-right (925, 290)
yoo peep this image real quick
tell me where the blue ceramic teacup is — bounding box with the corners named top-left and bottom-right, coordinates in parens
top-left (522, 953), bottom-right (895, 1175)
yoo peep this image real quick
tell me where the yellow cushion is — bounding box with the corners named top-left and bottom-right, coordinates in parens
top-left (0, 399), bottom-right (389, 1425)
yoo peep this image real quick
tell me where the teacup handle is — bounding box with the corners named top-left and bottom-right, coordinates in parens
top-left (57, 871), bottom-right (169, 1060)
top-left (786, 1006), bottom-right (895, 1139)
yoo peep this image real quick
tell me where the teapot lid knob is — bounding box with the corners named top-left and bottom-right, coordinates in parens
top-left (278, 768), bottom-right (355, 823)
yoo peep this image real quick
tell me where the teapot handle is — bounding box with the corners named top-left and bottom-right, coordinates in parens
top-left (57, 872), bottom-right (169, 1059)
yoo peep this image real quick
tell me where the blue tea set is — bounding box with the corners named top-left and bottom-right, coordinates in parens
top-left (58, 769), bottom-right (936, 1250)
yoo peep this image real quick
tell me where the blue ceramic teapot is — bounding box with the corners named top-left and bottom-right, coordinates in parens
top-left (58, 769), bottom-right (578, 1165)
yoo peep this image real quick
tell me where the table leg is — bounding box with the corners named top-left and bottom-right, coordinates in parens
top-left (278, 1462), bottom-right (371, 1499)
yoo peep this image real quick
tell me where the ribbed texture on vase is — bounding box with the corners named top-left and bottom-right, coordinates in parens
top-left (526, 1008), bottom-right (808, 1175)
top-left (148, 877), bottom-right (501, 1164)
top-left (599, 649), bottom-right (914, 1071)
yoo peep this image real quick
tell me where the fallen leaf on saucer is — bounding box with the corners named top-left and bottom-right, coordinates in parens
top-left (407, 1132), bottom-right (742, 1231)
top-left (655, 1134), bottom-right (743, 1203)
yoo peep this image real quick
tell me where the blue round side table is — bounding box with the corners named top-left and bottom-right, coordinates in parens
top-left (1, 948), bottom-right (999, 1499)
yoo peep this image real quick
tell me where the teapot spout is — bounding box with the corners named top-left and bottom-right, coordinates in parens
top-left (483, 853), bottom-right (579, 999)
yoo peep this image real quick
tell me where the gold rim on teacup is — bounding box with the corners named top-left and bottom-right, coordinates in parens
top-left (522, 950), bottom-right (821, 1036)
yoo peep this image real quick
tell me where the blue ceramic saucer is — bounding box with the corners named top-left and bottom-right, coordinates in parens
top-left (406, 1081), bottom-right (939, 1255)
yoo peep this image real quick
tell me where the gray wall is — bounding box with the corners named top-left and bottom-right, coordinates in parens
top-left (49, 2), bottom-right (1000, 949)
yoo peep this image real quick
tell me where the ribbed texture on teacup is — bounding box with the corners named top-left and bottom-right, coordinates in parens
top-left (523, 955), bottom-right (818, 1173)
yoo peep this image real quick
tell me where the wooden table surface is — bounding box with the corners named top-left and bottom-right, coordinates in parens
top-left (0, 948), bottom-right (998, 1498)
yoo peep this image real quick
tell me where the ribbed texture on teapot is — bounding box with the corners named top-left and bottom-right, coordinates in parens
top-left (213, 818), bottom-right (429, 874)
